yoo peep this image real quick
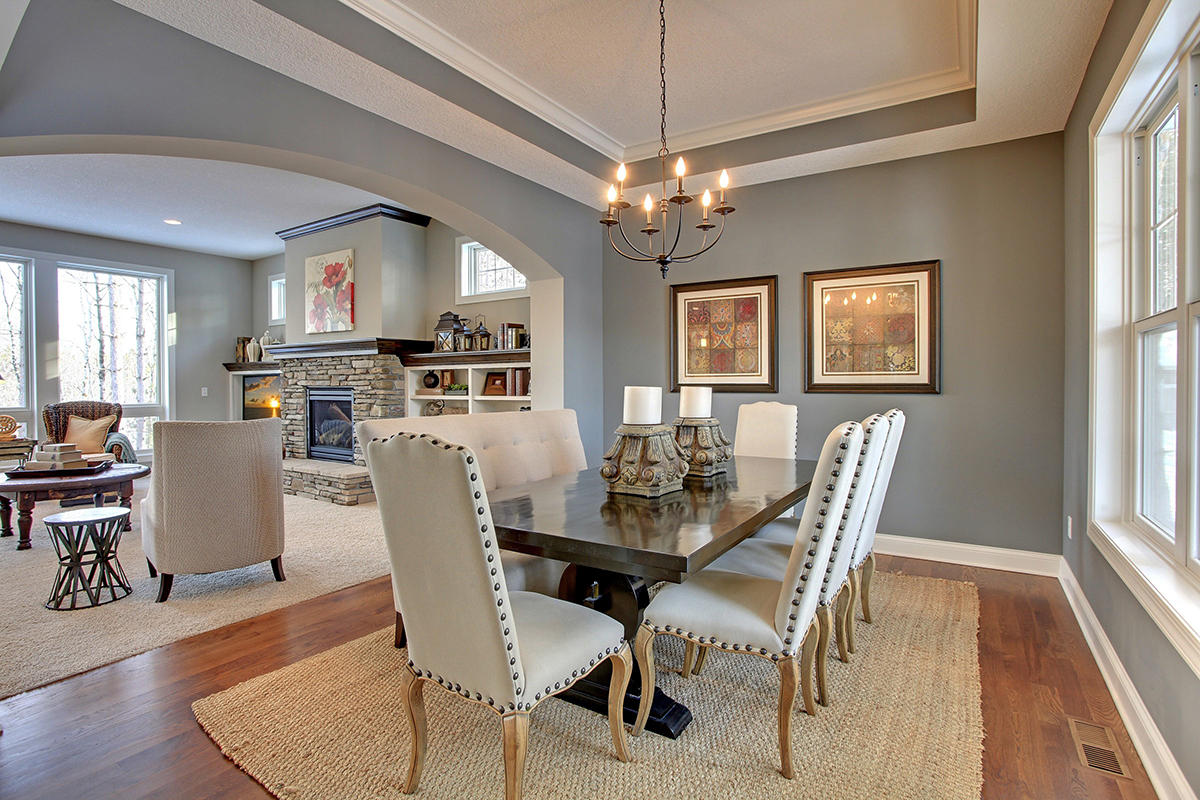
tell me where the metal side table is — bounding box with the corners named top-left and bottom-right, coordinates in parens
top-left (44, 507), bottom-right (132, 610)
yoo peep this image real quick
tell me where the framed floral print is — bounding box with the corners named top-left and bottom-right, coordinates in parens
top-left (304, 249), bottom-right (355, 333)
top-left (803, 260), bottom-right (940, 393)
top-left (670, 275), bottom-right (777, 392)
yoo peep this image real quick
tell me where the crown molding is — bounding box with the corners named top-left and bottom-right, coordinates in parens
top-left (338, 0), bottom-right (625, 161)
top-left (275, 203), bottom-right (431, 240)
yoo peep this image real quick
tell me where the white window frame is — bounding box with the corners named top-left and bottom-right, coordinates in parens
top-left (454, 236), bottom-right (529, 304)
top-left (268, 272), bottom-right (286, 326)
top-left (1089, 0), bottom-right (1200, 682)
top-left (0, 254), bottom-right (36, 437)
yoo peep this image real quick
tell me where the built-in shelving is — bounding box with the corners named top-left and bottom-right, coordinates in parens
top-left (405, 355), bottom-right (532, 417)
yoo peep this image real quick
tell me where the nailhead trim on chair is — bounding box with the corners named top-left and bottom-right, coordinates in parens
top-left (817, 414), bottom-right (884, 607)
top-left (640, 622), bottom-right (787, 661)
top-left (850, 407), bottom-right (904, 571)
top-left (382, 431), bottom-right (625, 714)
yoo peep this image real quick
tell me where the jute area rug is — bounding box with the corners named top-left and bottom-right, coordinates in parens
top-left (0, 483), bottom-right (389, 699)
top-left (193, 572), bottom-right (983, 799)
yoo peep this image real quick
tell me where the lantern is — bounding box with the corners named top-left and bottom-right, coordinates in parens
top-left (471, 316), bottom-right (492, 351)
top-left (434, 311), bottom-right (465, 352)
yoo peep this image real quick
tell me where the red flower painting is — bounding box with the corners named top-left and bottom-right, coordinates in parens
top-left (304, 249), bottom-right (355, 333)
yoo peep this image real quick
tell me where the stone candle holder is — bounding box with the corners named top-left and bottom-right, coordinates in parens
top-left (600, 423), bottom-right (688, 498)
top-left (672, 417), bottom-right (733, 480)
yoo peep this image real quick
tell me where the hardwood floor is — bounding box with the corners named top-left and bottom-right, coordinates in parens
top-left (0, 558), bottom-right (1160, 799)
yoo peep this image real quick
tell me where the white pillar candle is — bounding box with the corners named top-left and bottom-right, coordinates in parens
top-left (678, 386), bottom-right (712, 419)
top-left (623, 386), bottom-right (662, 425)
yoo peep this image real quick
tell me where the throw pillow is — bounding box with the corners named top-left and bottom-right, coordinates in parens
top-left (63, 414), bottom-right (118, 454)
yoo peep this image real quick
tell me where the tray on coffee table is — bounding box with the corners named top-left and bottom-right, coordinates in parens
top-left (5, 461), bottom-right (115, 479)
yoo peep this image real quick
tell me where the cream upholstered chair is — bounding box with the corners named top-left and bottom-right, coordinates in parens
top-left (357, 410), bottom-right (587, 648)
top-left (141, 419), bottom-right (285, 603)
top-left (632, 421), bottom-right (863, 778)
top-left (850, 408), bottom-right (905, 627)
top-left (734, 401), bottom-right (802, 528)
top-left (365, 431), bottom-right (631, 800)
top-left (698, 414), bottom-right (889, 705)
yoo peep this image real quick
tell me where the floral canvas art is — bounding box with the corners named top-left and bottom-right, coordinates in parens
top-left (670, 276), bottom-right (777, 392)
top-left (804, 261), bottom-right (940, 393)
top-left (305, 249), bottom-right (354, 333)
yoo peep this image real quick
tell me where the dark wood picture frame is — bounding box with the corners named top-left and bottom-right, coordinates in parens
top-left (669, 275), bottom-right (778, 393)
top-left (482, 371), bottom-right (508, 396)
top-left (803, 259), bottom-right (941, 394)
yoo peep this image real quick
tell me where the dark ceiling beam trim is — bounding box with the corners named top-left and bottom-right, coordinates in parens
top-left (276, 203), bottom-right (431, 241)
top-left (623, 89), bottom-right (977, 185)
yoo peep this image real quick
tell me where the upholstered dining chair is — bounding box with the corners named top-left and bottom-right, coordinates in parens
top-left (141, 419), bottom-right (285, 602)
top-left (631, 421), bottom-right (863, 778)
top-left (365, 431), bottom-right (633, 800)
top-left (733, 401), bottom-right (798, 460)
top-left (694, 414), bottom-right (889, 706)
top-left (849, 408), bottom-right (906, 632)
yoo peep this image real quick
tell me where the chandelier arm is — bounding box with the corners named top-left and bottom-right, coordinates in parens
top-left (664, 199), bottom-right (684, 260)
top-left (608, 222), bottom-right (657, 262)
top-left (668, 215), bottom-right (727, 263)
top-left (613, 211), bottom-right (656, 259)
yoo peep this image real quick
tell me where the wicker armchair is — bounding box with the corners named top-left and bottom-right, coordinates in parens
top-left (42, 401), bottom-right (124, 460)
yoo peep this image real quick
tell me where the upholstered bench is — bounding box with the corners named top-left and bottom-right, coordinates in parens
top-left (356, 410), bottom-right (586, 631)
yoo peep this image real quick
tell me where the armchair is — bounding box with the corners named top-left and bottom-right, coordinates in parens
top-left (42, 401), bottom-right (126, 460)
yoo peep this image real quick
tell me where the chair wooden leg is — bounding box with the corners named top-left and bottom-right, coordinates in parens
top-left (861, 552), bottom-right (876, 623)
top-left (607, 646), bottom-right (633, 762)
top-left (146, 558), bottom-right (157, 579)
top-left (776, 655), bottom-right (799, 779)
top-left (399, 666), bottom-right (427, 794)
top-left (394, 611), bottom-right (407, 649)
top-left (155, 573), bottom-right (173, 603)
top-left (270, 555), bottom-right (286, 582)
top-left (833, 583), bottom-right (851, 663)
top-left (501, 712), bottom-right (530, 800)
top-left (631, 624), bottom-right (656, 736)
top-left (815, 604), bottom-right (833, 706)
top-left (798, 619), bottom-right (818, 716)
top-left (845, 574), bottom-right (858, 655)
top-left (682, 641), bottom-right (696, 677)
top-left (692, 644), bottom-right (708, 675)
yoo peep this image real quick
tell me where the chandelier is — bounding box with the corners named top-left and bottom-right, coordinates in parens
top-left (601, 0), bottom-right (735, 279)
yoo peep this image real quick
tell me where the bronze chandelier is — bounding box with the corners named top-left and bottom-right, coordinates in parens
top-left (600, 0), bottom-right (735, 279)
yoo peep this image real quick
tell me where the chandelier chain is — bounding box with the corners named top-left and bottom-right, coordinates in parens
top-left (658, 0), bottom-right (668, 159)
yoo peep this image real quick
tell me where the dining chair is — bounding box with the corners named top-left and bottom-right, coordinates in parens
top-left (695, 414), bottom-right (889, 706)
top-left (849, 408), bottom-right (905, 631)
top-left (631, 420), bottom-right (863, 778)
top-left (365, 431), bottom-right (633, 800)
top-left (735, 401), bottom-right (801, 525)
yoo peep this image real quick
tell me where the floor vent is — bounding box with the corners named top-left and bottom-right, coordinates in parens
top-left (1068, 718), bottom-right (1130, 779)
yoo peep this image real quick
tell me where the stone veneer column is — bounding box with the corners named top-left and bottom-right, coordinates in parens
top-left (278, 354), bottom-right (407, 465)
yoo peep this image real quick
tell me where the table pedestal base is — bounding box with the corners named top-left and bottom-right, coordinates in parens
top-left (557, 564), bottom-right (693, 739)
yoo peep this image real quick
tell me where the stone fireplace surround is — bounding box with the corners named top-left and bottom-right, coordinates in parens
top-left (270, 339), bottom-right (430, 505)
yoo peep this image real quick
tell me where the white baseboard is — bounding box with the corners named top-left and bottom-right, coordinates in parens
top-left (874, 532), bottom-right (1195, 798)
top-left (873, 533), bottom-right (1062, 576)
top-left (1058, 560), bottom-right (1198, 800)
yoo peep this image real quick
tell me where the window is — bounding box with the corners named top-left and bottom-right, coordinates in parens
top-left (1150, 105), bottom-right (1179, 314)
top-left (456, 239), bottom-right (527, 303)
top-left (268, 273), bottom-right (286, 326)
top-left (1140, 323), bottom-right (1176, 535)
top-left (0, 258), bottom-right (30, 435)
top-left (57, 265), bottom-right (166, 451)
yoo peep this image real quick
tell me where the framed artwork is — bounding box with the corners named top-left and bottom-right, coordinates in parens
top-left (803, 260), bottom-right (940, 393)
top-left (482, 372), bottom-right (508, 395)
top-left (304, 249), bottom-right (355, 333)
top-left (669, 275), bottom-right (777, 392)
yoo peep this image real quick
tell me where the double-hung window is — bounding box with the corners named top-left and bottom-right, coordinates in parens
top-left (57, 264), bottom-right (167, 452)
top-left (0, 257), bottom-right (32, 437)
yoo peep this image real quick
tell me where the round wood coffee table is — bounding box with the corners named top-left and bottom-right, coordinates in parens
top-left (0, 463), bottom-right (151, 550)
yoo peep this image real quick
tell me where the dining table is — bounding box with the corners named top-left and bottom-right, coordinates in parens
top-left (487, 454), bottom-right (817, 739)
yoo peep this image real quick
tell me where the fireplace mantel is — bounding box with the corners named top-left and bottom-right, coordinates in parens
top-left (265, 338), bottom-right (433, 360)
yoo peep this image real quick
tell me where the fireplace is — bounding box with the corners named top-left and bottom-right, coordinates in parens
top-left (307, 387), bottom-right (355, 462)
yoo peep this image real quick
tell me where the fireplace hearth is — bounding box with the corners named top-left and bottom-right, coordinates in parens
top-left (308, 387), bottom-right (355, 462)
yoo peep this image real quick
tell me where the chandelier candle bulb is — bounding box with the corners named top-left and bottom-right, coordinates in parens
top-left (719, 169), bottom-right (729, 203)
top-left (623, 386), bottom-right (662, 425)
top-left (644, 194), bottom-right (654, 224)
top-left (675, 157), bottom-right (686, 193)
top-left (679, 385), bottom-right (712, 419)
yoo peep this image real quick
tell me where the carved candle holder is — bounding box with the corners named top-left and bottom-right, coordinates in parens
top-left (600, 423), bottom-right (689, 498)
top-left (672, 417), bottom-right (732, 480)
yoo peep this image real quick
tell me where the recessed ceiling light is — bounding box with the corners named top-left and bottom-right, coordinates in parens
top-left (163, 218), bottom-right (182, 225)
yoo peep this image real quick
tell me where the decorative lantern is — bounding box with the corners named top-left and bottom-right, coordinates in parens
top-left (434, 311), bottom-right (465, 352)
top-left (471, 315), bottom-right (492, 351)
top-left (454, 323), bottom-right (472, 351)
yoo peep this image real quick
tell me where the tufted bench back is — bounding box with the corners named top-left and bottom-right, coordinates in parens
top-left (356, 409), bottom-right (587, 492)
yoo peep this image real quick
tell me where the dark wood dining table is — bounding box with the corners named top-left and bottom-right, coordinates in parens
top-left (487, 454), bottom-right (817, 738)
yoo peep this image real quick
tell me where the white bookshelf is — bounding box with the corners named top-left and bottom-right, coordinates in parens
top-left (405, 358), bottom-right (532, 417)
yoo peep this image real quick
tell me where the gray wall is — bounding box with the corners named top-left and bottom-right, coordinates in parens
top-left (423, 220), bottom-right (530, 335)
top-left (251, 252), bottom-right (285, 343)
top-left (604, 134), bottom-right (1066, 554)
top-left (0, 219), bottom-right (252, 424)
top-left (0, 0), bottom-right (604, 461)
top-left (1064, 0), bottom-right (1200, 791)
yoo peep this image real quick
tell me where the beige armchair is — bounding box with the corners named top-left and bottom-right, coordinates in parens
top-left (142, 419), bottom-right (285, 602)
top-left (365, 431), bottom-right (631, 800)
